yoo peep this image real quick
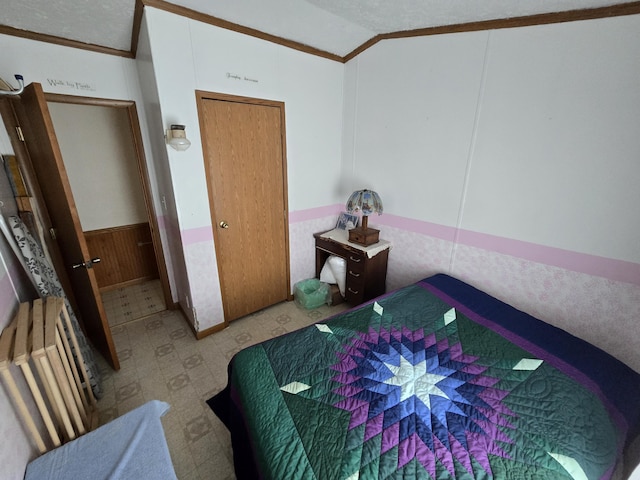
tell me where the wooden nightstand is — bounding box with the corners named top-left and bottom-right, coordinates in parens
top-left (314, 229), bottom-right (390, 305)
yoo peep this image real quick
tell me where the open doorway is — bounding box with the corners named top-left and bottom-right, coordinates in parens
top-left (45, 95), bottom-right (172, 329)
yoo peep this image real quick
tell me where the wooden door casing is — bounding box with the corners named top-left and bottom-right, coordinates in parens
top-left (10, 83), bottom-right (119, 369)
top-left (44, 93), bottom-right (174, 313)
top-left (197, 92), bottom-right (290, 323)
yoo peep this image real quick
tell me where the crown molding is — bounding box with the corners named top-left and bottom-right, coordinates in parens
top-left (141, 0), bottom-right (343, 62)
top-left (0, 24), bottom-right (133, 58)
top-left (343, 1), bottom-right (640, 61)
top-left (1, 1), bottom-right (638, 63)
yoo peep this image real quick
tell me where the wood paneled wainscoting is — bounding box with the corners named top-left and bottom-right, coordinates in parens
top-left (84, 223), bottom-right (159, 290)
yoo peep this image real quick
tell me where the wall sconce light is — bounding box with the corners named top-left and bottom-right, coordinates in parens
top-left (166, 124), bottom-right (191, 151)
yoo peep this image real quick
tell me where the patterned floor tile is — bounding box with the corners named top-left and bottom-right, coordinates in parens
top-left (115, 380), bottom-right (142, 402)
top-left (170, 327), bottom-right (188, 340)
top-left (167, 372), bottom-right (191, 392)
top-left (102, 279), bottom-right (166, 327)
top-left (155, 343), bottom-right (176, 358)
top-left (182, 353), bottom-right (204, 370)
top-left (233, 331), bottom-right (252, 346)
top-left (97, 298), bottom-right (348, 480)
top-left (183, 413), bottom-right (213, 444)
top-left (275, 314), bottom-right (292, 324)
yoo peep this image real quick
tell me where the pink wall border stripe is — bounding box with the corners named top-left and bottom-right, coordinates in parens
top-left (289, 204), bottom-right (342, 223)
top-left (377, 213), bottom-right (639, 285)
top-left (376, 214), bottom-right (457, 242)
top-left (455, 229), bottom-right (640, 286)
top-left (180, 225), bottom-right (213, 245)
top-left (173, 206), bottom-right (639, 285)
top-left (174, 205), bottom-right (342, 246)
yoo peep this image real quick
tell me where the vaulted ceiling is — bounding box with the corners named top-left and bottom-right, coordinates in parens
top-left (1, 0), bottom-right (639, 61)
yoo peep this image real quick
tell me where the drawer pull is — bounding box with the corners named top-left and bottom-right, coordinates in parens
top-left (348, 287), bottom-right (359, 294)
top-left (349, 270), bottom-right (360, 277)
top-left (349, 256), bottom-right (362, 263)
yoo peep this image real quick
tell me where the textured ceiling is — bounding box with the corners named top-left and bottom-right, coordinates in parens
top-left (2, 0), bottom-right (135, 51)
top-left (1, 0), bottom-right (638, 57)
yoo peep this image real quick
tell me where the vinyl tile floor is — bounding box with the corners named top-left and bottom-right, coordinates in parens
top-left (95, 298), bottom-right (350, 479)
top-left (101, 279), bottom-right (166, 327)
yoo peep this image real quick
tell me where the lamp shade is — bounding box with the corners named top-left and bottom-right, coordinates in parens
top-left (345, 189), bottom-right (383, 246)
top-left (346, 189), bottom-right (383, 216)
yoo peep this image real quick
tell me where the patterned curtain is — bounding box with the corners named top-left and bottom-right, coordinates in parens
top-left (8, 215), bottom-right (102, 398)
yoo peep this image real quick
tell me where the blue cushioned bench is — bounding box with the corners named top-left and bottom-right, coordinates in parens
top-left (25, 400), bottom-right (177, 480)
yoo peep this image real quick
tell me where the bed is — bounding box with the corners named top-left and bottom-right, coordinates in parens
top-left (209, 274), bottom-right (640, 479)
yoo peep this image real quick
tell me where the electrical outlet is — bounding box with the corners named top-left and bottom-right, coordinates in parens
top-left (185, 295), bottom-right (190, 309)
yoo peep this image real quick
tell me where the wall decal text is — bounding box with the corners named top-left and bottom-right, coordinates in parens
top-left (226, 72), bottom-right (259, 83)
top-left (46, 78), bottom-right (96, 91)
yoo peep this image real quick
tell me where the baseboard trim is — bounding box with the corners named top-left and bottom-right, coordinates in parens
top-left (177, 303), bottom-right (227, 339)
top-left (195, 322), bottom-right (227, 340)
top-left (99, 276), bottom-right (157, 293)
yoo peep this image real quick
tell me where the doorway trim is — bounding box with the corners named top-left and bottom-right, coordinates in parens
top-left (44, 93), bottom-right (173, 310)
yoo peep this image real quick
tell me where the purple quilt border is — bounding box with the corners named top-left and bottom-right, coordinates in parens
top-left (418, 281), bottom-right (628, 435)
top-left (419, 281), bottom-right (627, 480)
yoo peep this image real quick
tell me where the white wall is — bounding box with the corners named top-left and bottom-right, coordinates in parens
top-left (145, 7), bottom-right (345, 227)
top-left (0, 36), bottom-right (140, 104)
top-left (48, 103), bottom-right (148, 231)
top-left (346, 31), bottom-right (488, 227)
top-left (344, 15), bottom-right (640, 374)
top-left (141, 8), bottom-right (345, 329)
top-left (347, 15), bottom-right (640, 264)
top-left (464, 19), bottom-right (640, 262)
top-left (134, 18), bottom-right (182, 305)
top-left (0, 32), bottom-right (166, 241)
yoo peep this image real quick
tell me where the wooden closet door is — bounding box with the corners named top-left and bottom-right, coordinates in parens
top-left (198, 93), bottom-right (290, 322)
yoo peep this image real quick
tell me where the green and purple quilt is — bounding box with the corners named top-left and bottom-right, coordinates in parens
top-left (210, 274), bottom-right (640, 479)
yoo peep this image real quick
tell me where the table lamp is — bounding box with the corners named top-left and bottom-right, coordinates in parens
top-left (346, 189), bottom-right (383, 246)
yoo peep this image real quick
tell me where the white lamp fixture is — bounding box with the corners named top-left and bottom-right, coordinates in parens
top-left (166, 124), bottom-right (191, 151)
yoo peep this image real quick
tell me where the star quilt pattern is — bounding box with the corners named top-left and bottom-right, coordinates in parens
top-left (212, 276), bottom-right (640, 480)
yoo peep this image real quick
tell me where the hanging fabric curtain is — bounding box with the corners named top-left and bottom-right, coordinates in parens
top-left (4, 214), bottom-right (102, 398)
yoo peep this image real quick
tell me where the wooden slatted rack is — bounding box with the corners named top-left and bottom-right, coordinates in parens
top-left (0, 298), bottom-right (97, 453)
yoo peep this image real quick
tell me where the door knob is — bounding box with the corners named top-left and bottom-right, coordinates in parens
top-left (219, 221), bottom-right (229, 229)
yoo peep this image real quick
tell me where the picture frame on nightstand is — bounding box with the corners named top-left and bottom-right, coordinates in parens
top-left (336, 212), bottom-right (358, 230)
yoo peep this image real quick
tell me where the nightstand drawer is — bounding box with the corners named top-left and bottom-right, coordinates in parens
top-left (346, 267), bottom-right (364, 283)
top-left (345, 282), bottom-right (365, 304)
top-left (314, 230), bottom-right (390, 306)
top-left (346, 255), bottom-right (365, 274)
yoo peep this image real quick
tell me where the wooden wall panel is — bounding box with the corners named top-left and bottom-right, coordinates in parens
top-left (84, 223), bottom-right (158, 289)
